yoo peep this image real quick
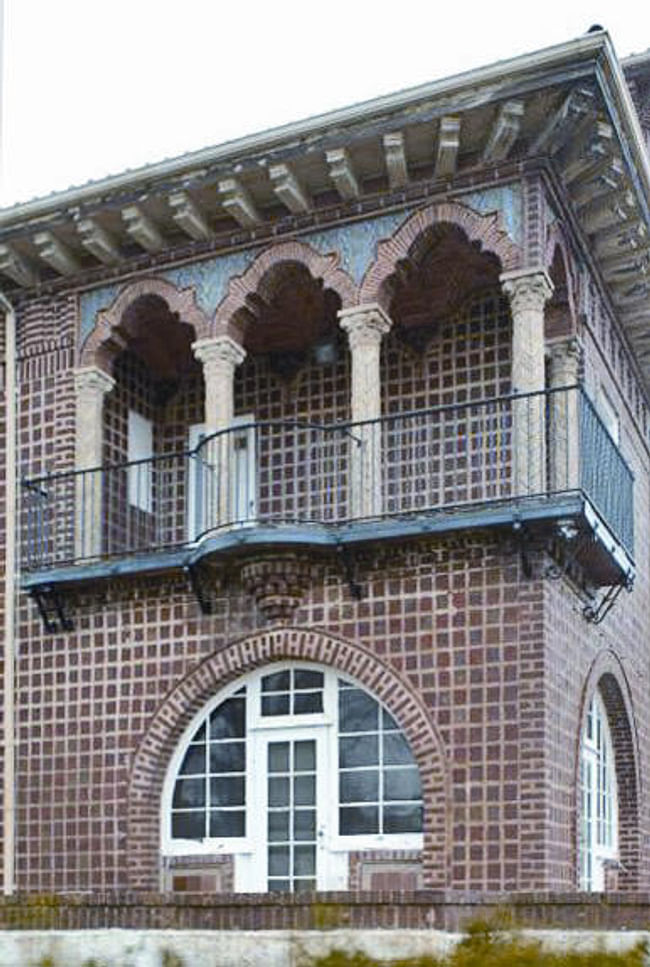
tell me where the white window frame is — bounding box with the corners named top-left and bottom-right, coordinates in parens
top-left (579, 690), bottom-right (619, 891)
top-left (161, 662), bottom-right (423, 890)
top-left (127, 409), bottom-right (153, 512)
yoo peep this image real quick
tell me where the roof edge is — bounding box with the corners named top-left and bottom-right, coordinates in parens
top-left (0, 31), bottom-right (612, 226)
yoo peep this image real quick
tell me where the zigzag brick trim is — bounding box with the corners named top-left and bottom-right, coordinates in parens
top-left (359, 201), bottom-right (521, 309)
top-left (126, 626), bottom-right (449, 890)
top-left (80, 276), bottom-right (211, 367)
top-left (213, 239), bottom-right (359, 334)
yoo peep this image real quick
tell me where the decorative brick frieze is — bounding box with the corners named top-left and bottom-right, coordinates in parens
top-left (239, 553), bottom-right (314, 623)
top-left (359, 201), bottom-right (521, 310)
top-left (80, 276), bottom-right (210, 367)
top-left (214, 239), bottom-right (358, 334)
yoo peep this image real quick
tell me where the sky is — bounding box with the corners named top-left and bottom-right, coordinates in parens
top-left (1, 0), bottom-right (649, 208)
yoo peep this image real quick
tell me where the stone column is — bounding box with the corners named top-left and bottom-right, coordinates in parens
top-left (548, 339), bottom-right (581, 493)
top-left (500, 270), bottom-right (553, 497)
top-left (192, 336), bottom-right (247, 528)
top-left (338, 304), bottom-right (392, 518)
top-left (73, 366), bottom-right (115, 558)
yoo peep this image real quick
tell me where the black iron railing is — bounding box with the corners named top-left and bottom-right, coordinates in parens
top-left (20, 387), bottom-right (634, 571)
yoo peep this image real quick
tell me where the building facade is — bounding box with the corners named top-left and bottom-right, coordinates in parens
top-left (1, 31), bottom-right (650, 902)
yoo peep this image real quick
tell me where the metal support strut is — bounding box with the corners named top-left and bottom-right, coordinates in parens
top-left (30, 586), bottom-right (74, 633)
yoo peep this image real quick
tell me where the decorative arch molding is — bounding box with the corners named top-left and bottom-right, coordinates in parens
top-left (359, 201), bottom-right (521, 310)
top-left (79, 276), bottom-right (210, 368)
top-left (126, 626), bottom-right (450, 890)
top-left (544, 224), bottom-right (578, 333)
top-left (213, 239), bottom-right (359, 334)
top-left (576, 649), bottom-right (641, 890)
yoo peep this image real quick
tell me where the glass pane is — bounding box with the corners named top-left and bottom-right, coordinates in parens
top-left (262, 671), bottom-right (290, 692)
top-left (209, 776), bottom-right (245, 806)
top-left (340, 770), bottom-right (379, 803)
top-left (339, 689), bottom-right (379, 733)
top-left (173, 778), bottom-right (205, 808)
top-left (268, 845), bottom-right (290, 876)
top-left (384, 803), bottom-right (423, 834)
top-left (294, 845), bottom-right (316, 875)
top-left (339, 805), bottom-right (378, 835)
top-left (294, 741), bottom-right (316, 771)
top-left (189, 722), bottom-right (206, 743)
top-left (171, 811), bottom-right (204, 839)
top-left (383, 733), bottom-right (414, 766)
top-left (384, 767), bottom-right (421, 801)
top-left (268, 810), bottom-right (290, 842)
top-left (268, 742), bottom-right (290, 773)
top-left (209, 697), bottom-right (246, 739)
top-left (294, 692), bottom-right (322, 714)
top-left (268, 879), bottom-right (291, 892)
top-left (382, 709), bottom-right (399, 730)
top-left (294, 809), bottom-right (316, 841)
top-left (209, 809), bottom-right (245, 837)
top-left (294, 878), bottom-right (316, 893)
top-left (339, 735), bottom-right (378, 768)
top-left (294, 775), bottom-right (316, 806)
top-left (262, 694), bottom-right (290, 716)
top-left (269, 777), bottom-right (290, 807)
top-left (209, 742), bottom-right (245, 773)
top-left (294, 670), bottom-right (324, 689)
top-left (179, 744), bottom-right (206, 775)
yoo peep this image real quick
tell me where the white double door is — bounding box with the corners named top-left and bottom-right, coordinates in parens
top-left (236, 726), bottom-right (347, 893)
top-left (188, 415), bottom-right (257, 538)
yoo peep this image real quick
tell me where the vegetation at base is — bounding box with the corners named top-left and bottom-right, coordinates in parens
top-left (303, 920), bottom-right (648, 967)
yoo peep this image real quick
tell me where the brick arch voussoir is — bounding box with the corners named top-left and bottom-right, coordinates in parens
top-left (126, 627), bottom-right (449, 889)
top-left (544, 225), bottom-right (578, 330)
top-left (359, 201), bottom-right (521, 311)
top-left (577, 650), bottom-right (641, 890)
top-left (79, 276), bottom-right (210, 368)
top-left (213, 240), bottom-right (359, 335)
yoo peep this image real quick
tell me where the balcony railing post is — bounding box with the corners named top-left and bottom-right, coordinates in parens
top-left (548, 340), bottom-right (581, 492)
top-left (339, 304), bottom-right (392, 518)
top-left (501, 270), bottom-right (553, 496)
top-left (73, 366), bottom-right (115, 558)
top-left (192, 336), bottom-right (247, 529)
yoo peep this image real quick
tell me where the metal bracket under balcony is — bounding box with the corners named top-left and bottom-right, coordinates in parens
top-left (20, 387), bottom-right (635, 624)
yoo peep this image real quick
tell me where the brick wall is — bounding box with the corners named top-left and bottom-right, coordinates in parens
top-left (9, 196), bottom-right (650, 900)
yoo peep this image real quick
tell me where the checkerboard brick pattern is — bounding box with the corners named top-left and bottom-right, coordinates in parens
top-left (4, 199), bottom-right (650, 903)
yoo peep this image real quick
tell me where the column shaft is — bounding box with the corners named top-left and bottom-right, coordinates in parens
top-left (73, 366), bottom-right (115, 558)
top-left (339, 304), bottom-right (391, 518)
top-left (501, 271), bottom-right (553, 497)
top-left (192, 336), bottom-right (247, 528)
top-left (548, 340), bottom-right (581, 493)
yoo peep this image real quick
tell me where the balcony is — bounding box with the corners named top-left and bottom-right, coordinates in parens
top-left (21, 386), bottom-right (634, 592)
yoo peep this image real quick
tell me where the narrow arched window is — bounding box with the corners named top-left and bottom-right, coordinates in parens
top-left (579, 690), bottom-right (618, 890)
top-left (163, 663), bottom-right (423, 892)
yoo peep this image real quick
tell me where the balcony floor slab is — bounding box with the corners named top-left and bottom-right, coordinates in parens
top-left (21, 491), bottom-right (634, 595)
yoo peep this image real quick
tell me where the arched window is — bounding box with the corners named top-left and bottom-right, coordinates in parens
top-left (579, 690), bottom-right (618, 890)
top-left (162, 663), bottom-right (423, 892)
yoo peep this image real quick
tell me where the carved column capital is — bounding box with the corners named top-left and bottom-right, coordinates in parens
top-left (548, 338), bottom-right (583, 386)
top-left (500, 269), bottom-right (554, 315)
top-left (338, 304), bottom-right (392, 350)
top-left (192, 335), bottom-right (246, 372)
top-left (73, 365), bottom-right (115, 401)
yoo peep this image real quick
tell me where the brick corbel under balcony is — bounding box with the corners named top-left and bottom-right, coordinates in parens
top-left (240, 554), bottom-right (313, 623)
